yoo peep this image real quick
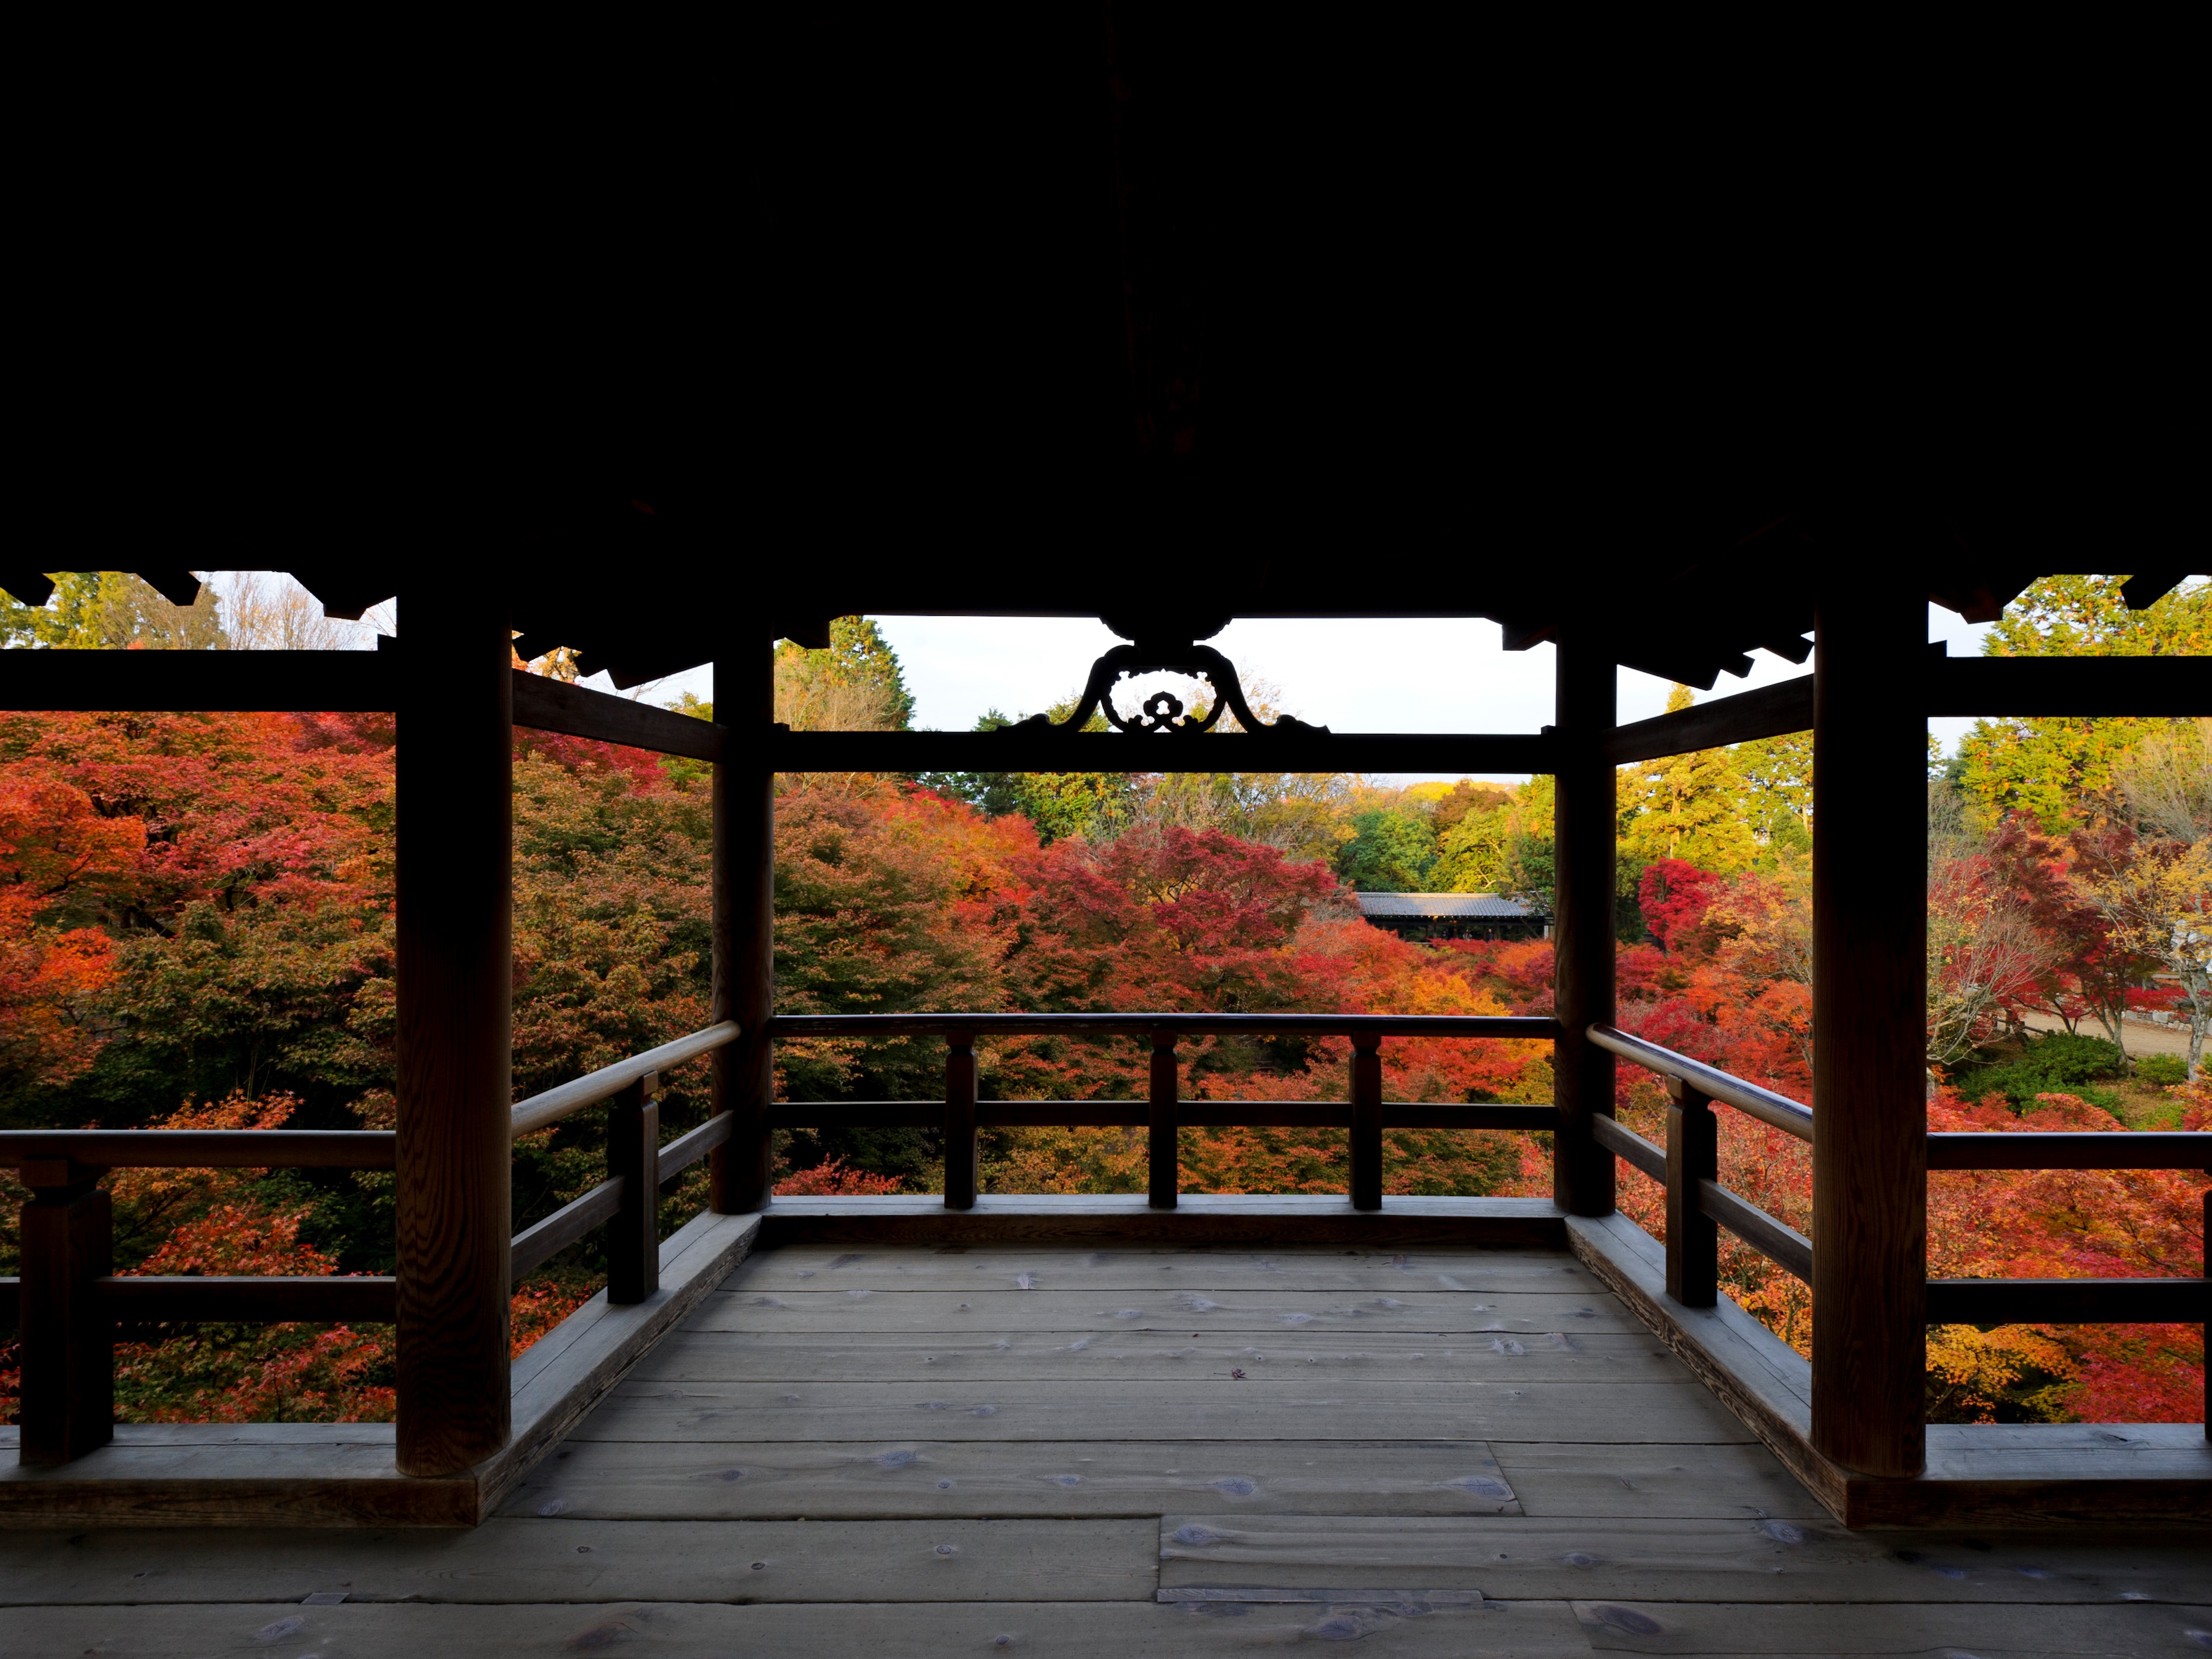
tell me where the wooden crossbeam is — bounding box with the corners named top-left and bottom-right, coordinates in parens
top-left (0, 650), bottom-right (398, 711)
top-left (767, 729), bottom-right (1560, 776)
top-left (510, 672), bottom-right (724, 761)
top-left (1925, 1277), bottom-right (2208, 1325)
top-left (2, 646), bottom-right (2197, 764)
top-left (1926, 654), bottom-right (2208, 716)
top-left (1603, 679), bottom-right (1813, 765)
top-left (1928, 1131), bottom-right (2210, 1171)
top-left (95, 1274), bottom-right (398, 1322)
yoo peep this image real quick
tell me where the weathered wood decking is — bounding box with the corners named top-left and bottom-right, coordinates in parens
top-left (4, 1239), bottom-right (2209, 1655)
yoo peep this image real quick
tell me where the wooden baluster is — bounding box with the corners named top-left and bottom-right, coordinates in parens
top-left (1664, 1078), bottom-right (1718, 1308)
top-left (1350, 1035), bottom-right (1383, 1211)
top-left (16, 1157), bottom-right (113, 1465)
top-left (944, 1039), bottom-right (978, 1210)
top-left (1148, 1033), bottom-right (1178, 1210)
top-left (606, 1076), bottom-right (661, 1305)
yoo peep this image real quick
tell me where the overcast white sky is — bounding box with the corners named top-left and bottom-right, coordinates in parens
top-left (629, 605), bottom-right (1997, 788)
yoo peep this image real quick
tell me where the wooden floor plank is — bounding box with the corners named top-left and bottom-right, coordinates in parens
top-left (632, 1328), bottom-right (1676, 1384)
top-left (1569, 1598), bottom-right (2212, 1655)
top-left (0, 1518), bottom-right (1157, 1604)
top-left (729, 1245), bottom-right (1606, 1294)
top-left (572, 1378), bottom-right (1754, 1444)
top-left (0, 1598), bottom-right (1599, 1657)
top-left (685, 1287), bottom-right (1643, 1334)
top-left (1156, 1514), bottom-right (2212, 1604)
top-left (1489, 1441), bottom-right (1832, 1520)
top-left (497, 1439), bottom-right (1525, 1519)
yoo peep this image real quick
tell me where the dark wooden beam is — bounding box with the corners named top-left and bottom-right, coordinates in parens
top-left (511, 672), bottom-right (724, 761)
top-left (765, 1101), bottom-right (1561, 1130)
top-left (2120, 571), bottom-right (2199, 610)
top-left (1, 1130), bottom-right (395, 1169)
top-left (1928, 1133), bottom-right (2212, 1171)
top-left (766, 1012), bottom-right (1558, 1038)
top-left (769, 730), bottom-right (1559, 776)
top-left (1926, 653), bottom-right (2209, 716)
top-left (1926, 1277), bottom-right (2209, 1325)
top-left (393, 594), bottom-right (513, 1477)
top-left (508, 1180), bottom-right (625, 1283)
top-left (1700, 1179), bottom-right (1813, 1285)
top-left (657, 1111), bottom-right (733, 1184)
top-left (0, 650), bottom-right (397, 711)
top-left (1604, 677), bottom-right (1814, 765)
top-left (95, 1275), bottom-right (398, 1323)
top-left (1810, 583), bottom-right (1928, 1481)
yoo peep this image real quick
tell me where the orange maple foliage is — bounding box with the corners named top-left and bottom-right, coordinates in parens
top-left (1923, 1084), bottom-right (2208, 1422)
top-left (0, 773), bottom-right (135, 1088)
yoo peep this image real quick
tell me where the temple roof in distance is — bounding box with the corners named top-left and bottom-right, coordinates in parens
top-left (1353, 893), bottom-right (1541, 920)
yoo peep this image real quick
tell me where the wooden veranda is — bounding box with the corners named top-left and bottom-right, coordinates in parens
top-left (0, 560), bottom-right (2207, 1653)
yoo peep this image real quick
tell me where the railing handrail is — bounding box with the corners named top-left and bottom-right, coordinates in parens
top-left (1929, 1131), bottom-right (2212, 1172)
top-left (510, 1020), bottom-right (742, 1139)
top-left (769, 1012), bottom-right (1560, 1039)
top-left (0, 1129), bottom-right (396, 1170)
top-left (1586, 1023), bottom-right (1814, 1140)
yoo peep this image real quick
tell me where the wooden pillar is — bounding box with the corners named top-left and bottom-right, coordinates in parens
top-left (1810, 582), bottom-right (1927, 1479)
top-left (15, 1161), bottom-right (111, 1465)
top-left (605, 1079), bottom-right (660, 1305)
top-left (711, 640), bottom-right (776, 1213)
top-left (1148, 1033), bottom-right (1179, 1210)
top-left (1552, 629), bottom-right (1616, 1217)
top-left (1349, 1035), bottom-right (1383, 1211)
top-left (1664, 1080), bottom-right (1718, 1308)
top-left (943, 1040), bottom-right (978, 1210)
top-left (395, 589), bottom-right (514, 1477)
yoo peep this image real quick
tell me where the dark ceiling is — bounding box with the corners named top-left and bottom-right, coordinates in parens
top-left (15, 11), bottom-right (2184, 689)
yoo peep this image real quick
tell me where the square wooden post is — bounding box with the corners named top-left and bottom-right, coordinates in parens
top-left (711, 639), bottom-right (776, 1214)
top-left (1809, 582), bottom-right (1927, 1479)
top-left (1552, 629), bottom-right (1617, 1217)
top-left (395, 588), bottom-right (514, 1477)
top-left (15, 1161), bottom-right (112, 1465)
top-left (1148, 1033), bottom-right (1179, 1210)
top-left (605, 1079), bottom-right (661, 1305)
top-left (944, 1040), bottom-right (979, 1210)
top-left (1349, 1035), bottom-right (1384, 1211)
top-left (1664, 1079), bottom-right (1718, 1308)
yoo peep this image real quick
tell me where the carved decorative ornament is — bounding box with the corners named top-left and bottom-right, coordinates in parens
top-left (1002, 615), bottom-right (1329, 737)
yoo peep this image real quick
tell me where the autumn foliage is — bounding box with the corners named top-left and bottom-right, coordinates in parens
top-left (1, 627), bottom-right (2204, 1431)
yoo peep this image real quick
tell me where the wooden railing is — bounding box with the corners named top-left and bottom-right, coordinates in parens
top-left (506, 1021), bottom-right (741, 1294)
top-left (1586, 1024), bottom-right (2211, 1335)
top-left (764, 1012), bottom-right (1562, 1212)
top-left (1, 1021), bottom-right (741, 1467)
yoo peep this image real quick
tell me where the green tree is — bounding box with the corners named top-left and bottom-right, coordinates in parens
top-left (920, 704), bottom-right (1137, 845)
top-left (1955, 575), bottom-right (2211, 831)
top-left (1430, 802), bottom-right (1513, 893)
top-left (1429, 779), bottom-right (1510, 840)
top-left (776, 616), bottom-right (915, 731)
top-left (1739, 729), bottom-right (1814, 861)
top-left (1142, 770), bottom-right (1355, 865)
top-left (1617, 686), bottom-right (1758, 874)
top-left (1335, 808), bottom-right (1436, 891)
top-left (1, 572), bottom-right (228, 651)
